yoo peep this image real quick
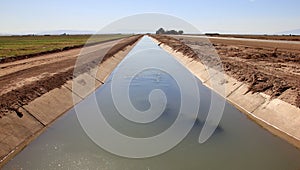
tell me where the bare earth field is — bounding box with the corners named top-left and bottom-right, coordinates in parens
top-left (152, 35), bottom-right (300, 108)
top-left (0, 35), bottom-right (142, 119)
top-left (205, 34), bottom-right (300, 41)
top-left (208, 37), bottom-right (300, 107)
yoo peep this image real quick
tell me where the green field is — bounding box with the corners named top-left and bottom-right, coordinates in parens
top-left (0, 34), bottom-right (130, 58)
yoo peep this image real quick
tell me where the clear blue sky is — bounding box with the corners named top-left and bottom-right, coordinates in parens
top-left (1, 0), bottom-right (300, 34)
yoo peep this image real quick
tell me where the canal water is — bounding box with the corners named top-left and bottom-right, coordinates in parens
top-left (4, 36), bottom-right (300, 170)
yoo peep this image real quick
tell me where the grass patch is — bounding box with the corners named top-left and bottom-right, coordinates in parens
top-left (0, 34), bottom-right (130, 58)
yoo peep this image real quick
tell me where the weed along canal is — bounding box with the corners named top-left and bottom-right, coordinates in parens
top-left (4, 36), bottom-right (300, 169)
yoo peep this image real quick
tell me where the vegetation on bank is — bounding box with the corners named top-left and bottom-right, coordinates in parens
top-left (0, 34), bottom-right (129, 59)
top-left (156, 28), bottom-right (184, 35)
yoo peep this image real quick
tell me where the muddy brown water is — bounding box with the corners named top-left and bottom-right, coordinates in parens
top-left (3, 36), bottom-right (300, 170)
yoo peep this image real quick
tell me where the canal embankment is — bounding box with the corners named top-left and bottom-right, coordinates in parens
top-left (0, 35), bottom-right (142, 167)
top-left (150, 35), bottom-right (300, 150)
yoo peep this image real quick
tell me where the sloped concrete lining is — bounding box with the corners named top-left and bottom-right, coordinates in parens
top-left (89, 45), bottom-right (134, 83)
top-left (152, 37), bottom-right (300, 149)
top-left (253, 99), bottom-right (300, 144)
top-left (0, 108), bottom-right (44, 166)
top-left (227, 84), bottom-right (267, 113)
top-left (65, 73), bottom-right (103, 99)
top-left (222, 74), bottom-right (243, 97)
top-left (23, 86), bottom-right (82, 125)
top-left (0, 108), bottom-right (43, 149)
top-left (254, 99), bottom-right (300, 137)
top-left (95, 57), bottom-right (120, 82)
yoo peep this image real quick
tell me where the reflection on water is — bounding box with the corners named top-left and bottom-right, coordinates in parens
top-left (4, 37), bottom-right (300, 170)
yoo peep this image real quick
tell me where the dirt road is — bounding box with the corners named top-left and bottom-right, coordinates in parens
top-left (0, 35), bottom-right (142, 119)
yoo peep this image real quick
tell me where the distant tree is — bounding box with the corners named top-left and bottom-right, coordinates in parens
top-left (156, 28), bottom-right (165, 34)
top-left (205, 33), bottom-right (220, 36)
top-left (156, 28), bottom-right (184, 35)
top-left (166, 30), bottom-right (178, 35)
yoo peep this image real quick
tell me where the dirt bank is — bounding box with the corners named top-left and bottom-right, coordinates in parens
top-left (0, 35), bottom-right (142, 119)
top-left (151, 34), bottom-right (300, 108)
